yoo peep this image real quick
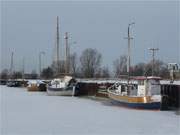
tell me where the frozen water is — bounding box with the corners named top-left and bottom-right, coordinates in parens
top-left (0, 86), bottom-right (179, 135)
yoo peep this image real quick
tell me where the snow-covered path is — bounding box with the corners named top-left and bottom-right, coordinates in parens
top-left (0, 86), bottom-right (179, 135)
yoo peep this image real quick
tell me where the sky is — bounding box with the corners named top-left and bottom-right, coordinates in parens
top-left (0, 0), bottom-right (179, 73)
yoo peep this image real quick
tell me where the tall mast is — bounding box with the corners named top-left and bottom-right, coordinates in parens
top-left (56, 16), bottom-right (60, 75)
top-left (64, 32), bottom-right (69, 74)
top-left (39, 51), bottom-right (45, 78)
top-left (10, 52), bottom-right (14, 78)
top-left (124, 22), bottom-right (135, 83)
top-left (148, 48), bottom-right (159, 76)
top-left (22, 57), bottom-right (25, 79)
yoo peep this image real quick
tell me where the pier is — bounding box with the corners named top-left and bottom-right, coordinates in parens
top-left (1, 79), bottom-right (180, 110)
top-left (161, 84), bottom-right (180, 110)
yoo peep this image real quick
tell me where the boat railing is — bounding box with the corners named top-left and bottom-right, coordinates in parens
top-left (108, 82), bottom-right (121, 90)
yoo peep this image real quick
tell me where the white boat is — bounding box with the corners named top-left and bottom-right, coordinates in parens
top-left (108, 76), bottom-right (162, 109)
top-left (47, 76), bottom-right (76, 96)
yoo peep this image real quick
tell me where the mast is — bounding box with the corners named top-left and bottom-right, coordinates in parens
top-left (64, 32), bottom-right (69, 74)
top-left (124, 22), bottom-right (135, 84)
top-left (148, 48), bottom-right (159, 76)
top-left (39, 51), bottom-right (45, 78)
top-left (10, 52), bottom-right (14, 79)
top-left (22, 57), bottom-right (25, 79)
top-left (39, 53), bottom-right (41, 77)
top-left (56, 16), bottom-right (60, 75)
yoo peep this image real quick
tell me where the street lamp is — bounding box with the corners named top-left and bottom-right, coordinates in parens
top-left (39, 51), bottom-right (45, 78)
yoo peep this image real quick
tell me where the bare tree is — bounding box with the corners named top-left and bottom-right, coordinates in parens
top-left (70, 52), bottom-right (78, 76)
top-left (41, 67), bottom-right (54, 79)
top-left (31, 70), bottom-right (38, 79)
top-left (80, 48), bottom-right (102, 78)
top-left (12, 71), bottom-right (22, 79)
top-left (100, 66), bottom-right (110, 78)
top-left (113, 55), bottom-right (127, 77)
top-left (51, 60), bottom-right (65, 76)
top-left (0, 69), bottom-right (9, 79)
top-left (131, 63), bottom-right (146, 76)
top-left (144, 60), bottom-right (167, 77)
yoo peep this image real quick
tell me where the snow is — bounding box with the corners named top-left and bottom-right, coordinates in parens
top-left (0, 86), bottom-right (180, 135)
top-left (27, 80), bottom-right (45, 84)
top-left (78, 78), bottom-right (180, 85)
top-left (160, 80), bottom-right (180, 85)
top-left (78, 79), bottom-right (137, 84)
top-left (26, 78), bottom-right (180, 85)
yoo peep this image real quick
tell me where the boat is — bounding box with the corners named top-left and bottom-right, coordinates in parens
top-left (47, 76), bottom-right (77, 96)
top-left (6, 80), bottom-right (22, 87)
top-left (0, 79), bottom-right (7, 85)
top-left (107, 23), bottom-right (162, 109)
top-left (46, 17), bottom-right (77, 96)
top-left (108, 76), bottom-right (161, 109)
top-left (27, 80), bottom-right (47, 91)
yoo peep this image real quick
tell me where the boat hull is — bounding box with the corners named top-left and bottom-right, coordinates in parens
top-left (108, 92), bottom-right (161, 110)
top-left (47, 86), bottom-right (75, 96)
top-left (110, 100), bottom-right (160, 109)
top-left (7, 81), bottom-right (21, 87)
top-left (27, 85), bottom-right (39, 91)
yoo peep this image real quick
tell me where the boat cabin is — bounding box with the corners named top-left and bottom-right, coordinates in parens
top-left (49, 76), bottom-right (76, 88)
top-left (113, 83), bottom-right (137, 96)
top-left (27, 80), bottom-right (46, 91)
top-left (135, 76), bottom-right (161, 96)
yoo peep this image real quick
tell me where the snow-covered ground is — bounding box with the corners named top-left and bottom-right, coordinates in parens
top-left (0, 86), bottom-right (179, 135)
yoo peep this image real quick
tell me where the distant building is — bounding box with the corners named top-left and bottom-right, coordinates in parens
top-left (168, 63), bottom-right (179, 71)
top-left (168, 63), bottom-right (180, 80)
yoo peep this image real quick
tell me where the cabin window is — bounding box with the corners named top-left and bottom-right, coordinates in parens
top-left (134, 84), bottom-right (138, 89)
top-left (138, 80), bottom-right (144, 85)
top-left (121, 85), bottom-right (125, 92)
top-left (151, 80), bottom-right (160, 85)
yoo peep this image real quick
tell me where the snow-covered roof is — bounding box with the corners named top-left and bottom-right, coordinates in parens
top-left (134, 76), bottom-right (161, 80)
top-left (28, 80), bottom-right (45, 84)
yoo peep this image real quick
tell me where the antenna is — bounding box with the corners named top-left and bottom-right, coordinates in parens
top-left (148, 48), bottom-right (159, 76)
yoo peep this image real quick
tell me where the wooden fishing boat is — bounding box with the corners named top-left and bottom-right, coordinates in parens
top-left (108, 76), bottom-right (161, 109)
top-left (27, 80), bottom-right (46, 91)
top-left (47, 76), bottom-right (76, 96)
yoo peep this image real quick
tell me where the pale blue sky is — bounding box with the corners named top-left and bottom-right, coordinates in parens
top-left (1, 1), bottom-right (179, 73)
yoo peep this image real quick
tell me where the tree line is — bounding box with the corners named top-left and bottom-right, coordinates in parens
top-left (39, 48), bottom-right (172, 79)
top-left (0, 48), bottom-right (177, 80)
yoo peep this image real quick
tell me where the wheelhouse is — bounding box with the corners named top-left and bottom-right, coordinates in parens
top-left (135, 76), bottom-right (161, 96)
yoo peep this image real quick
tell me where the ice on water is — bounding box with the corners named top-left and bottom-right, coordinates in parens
top-left (0, 86), bottom-right (179, 135)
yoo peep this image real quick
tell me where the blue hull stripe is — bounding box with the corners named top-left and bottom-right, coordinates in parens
top-left (111, 100), bottom-right (161, 110)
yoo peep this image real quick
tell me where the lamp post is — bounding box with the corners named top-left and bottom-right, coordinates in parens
top-left (39, 51), bottom-right (45, 78)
